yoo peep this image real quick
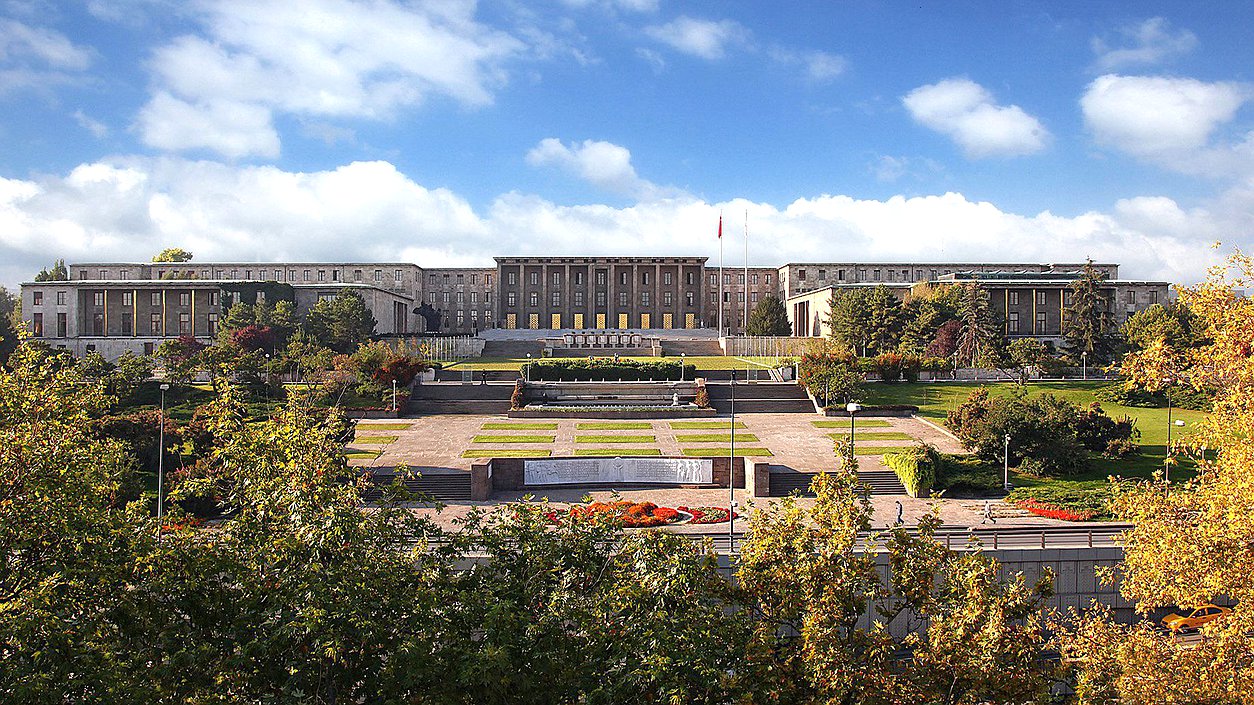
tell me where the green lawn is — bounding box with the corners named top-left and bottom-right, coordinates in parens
top-left (353, 435), bottom-right (398, 444)
top-left (811, 419), bottom-right (892, 429)
top-left (574, 434), bottom-right (658, 444)
top-left (681, 447), bottom-right (774, 457)
top-left (573, 448), bottom-right (663, 457)
top-left (344, 449), bottom-right (382, 460)
top-left (471, 434), bottom-right (556, 444)
top-left (861, 381), bottom-right (1209, 481)
top-left (481, 422), bottom-right (559, 430)
top-left (577, 422), bottom-right (654, 430)
top-left (828, 431), bottom-right (915, 441)
top-left (461, 449), bottom-right (552, 458)
top-left (852, 445), bottom-right (917, 456)
top-left (674, 433), bottom-right (762, 443)
top-left (670, 421), bottom-right (749, 429)
top-left (354, 423), bottom-right (413, 431)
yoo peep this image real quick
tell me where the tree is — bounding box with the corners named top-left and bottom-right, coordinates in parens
top-left (745, 294), bottom-right (791, 336)
top-left (946, 387), bottom-right (1089, 477)
top-left (156, 334), bottom-right (205, 384)
top-left (1062, 259), bottom-right (1117, 364)
top-left (0, 285), bottom-right (19, 364)
top-left (33, 258), bottom-right (68, 281)
top-left (304, 291), bottom-right (377, 353)
top-left (1002, 337), bottom-right (1051, 385)
top-left (1121, 301), bottom-right (1197, 352)
top-left (954, 282), bottom-right (1000, 368)
top-left (826, 288), bottom-right (873, 355)
top-left (151, 248), bottom-right (193, 262)
top-left (1062, 252), bottom-right (1254, 702)
top-left (865, 285), bottom-right (903, 354)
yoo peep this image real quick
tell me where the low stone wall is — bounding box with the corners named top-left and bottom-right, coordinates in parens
top-left (478, 455), bottom-right (743, 497)
top-left (508, 407), bottom-right (718, 419)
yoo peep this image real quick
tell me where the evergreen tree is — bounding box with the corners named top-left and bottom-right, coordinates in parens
top-left (151, 247), bottom-right (193, 262)
top-left (0, 286), bottom-right (18, 365)
top-left (955, 282), bottom-right (1000, 368)
top-left (745, 294), bottom-right (791, 336)
top-left (305, 292), bottom-right (377, 353)
top-left (1062, 259), bottom-right (1118, 363)
top-left (33, 258), bottom-right (68, 282)
top-left (865, 285), bottom-right (903, 354)
top-left (825, 288), bottom-right (872, 354)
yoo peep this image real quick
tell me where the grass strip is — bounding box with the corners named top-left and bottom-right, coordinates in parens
top-left (573, 448), bottom-right (663, 457)
top-left (344, 450), bottom-right (382, 460)
top-left (482, 422), bottom-right (559, 430)
top-left (670, 421), bottom-right (748, 429)
top-left (472, 434), bottom-right (555, 444)
top-left (574, 434), bottom-right (658, 444)
top-left (674, 433), bottom-right (762, 443)
top-left (461, 449), bottom-right (552, 458)
top-left (354, 423), bottom-right (413, 430)
top-left (681, 447), bottom-right (773, 457)
top-left (827, 432), bottom-right (914, 441)
top-left (577, 422), bottom-right (653, 430)
top-left (353, 435), bottom-right (398, 444)
top-left (812, 419), bottom-right (892, 428)
top-left (852, 445), bottom-right (917, 455)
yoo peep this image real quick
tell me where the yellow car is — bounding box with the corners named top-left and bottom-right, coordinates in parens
top-left (1162, 604), bottom-right (1231, 632)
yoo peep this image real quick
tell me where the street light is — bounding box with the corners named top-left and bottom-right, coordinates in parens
top-left (525, 352), bottom-right (531, 382)
top-left (392, 378), bottom-right (398, 413)
top-left (157, 382), bottom-right (169, 541)
top-left (846, 402), bottom-right (862, 463)
top-left (728, 369), bottom-right (737, 553)
top-left (680, 352), bottom-right (686, 382)
top-left (1003, 434), bottom-right (1011, 491)
top-left (1163, 377), bottom-right (1176, 483)
top-left (1081, 351), bottom-right (1088, 381)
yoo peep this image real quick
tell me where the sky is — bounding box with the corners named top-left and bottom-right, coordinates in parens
top-left (2, 0), bottom-right (1253, 289)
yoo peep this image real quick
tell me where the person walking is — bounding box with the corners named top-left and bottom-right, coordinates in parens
top-left (981, 500), bottom-right (996, 525)
top-left (894, 500), bottom-right (904, 527)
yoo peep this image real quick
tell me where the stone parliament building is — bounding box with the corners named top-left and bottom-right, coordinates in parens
top-left (19, 256), bottom-right (1169, 359)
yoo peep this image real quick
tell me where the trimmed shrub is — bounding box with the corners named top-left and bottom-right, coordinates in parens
top-left (882, 444), bottom-right (939, 497)
top-left (1094, 382), bottom-right (1213, 411)
top-left (526, 359), bottom-right (696, 381)
top-left (935, 455), bottom-right (1002, 495)
top-left (694, 385), bottom-right (710, 409)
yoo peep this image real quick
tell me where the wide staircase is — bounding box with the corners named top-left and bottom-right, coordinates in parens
top-left (706, 381), bottom-right (814, 413)
top-left (768, 467), bottom-right (908, 497)
top-left (409, 381), bottom-right (514, 414)
top-left (855, 468), bottom-right (908, 495)
top-left (362, 472), bottom-right (472, 502)
top-left (660, 339), bottom-right (724, 356)
top-left (480, 339), bottom-right (546, 358)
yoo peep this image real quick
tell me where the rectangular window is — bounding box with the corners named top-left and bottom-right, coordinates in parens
top-left (618, 291), bottom-right (628, 306)
top-left (738, 274), bottom-right (745, 285)
top-left (99, 269), bottom-right (107, 279)
top-left (471, 292), bottom-right (478, 305)
top-left (331, 270), bottom-right (339, 282)
top-left (92, 313), bottom-right (103, 336)
top-left (469, 273), bottom-right (477, 284)
top-left (507, 292), bottom-right (517, 306)
top-left (456, 291), bottom-right (464, 304)
top-left (150, 313), bottom-right (162, 335)
top-left (457, 311), bottom-right (464, 326)
top-left (709, 273), bottom-right (716, 285)
top-left (1150, 291), bottom-right (1158, 304)
top-left (429, 292), bottom-right (437, 304)
top-left (529, 291), bottom-right (539, 306)
top-left (574, 291), bottom-right (584, 306)
top-left (179, 292), bottom-right (191, 306)
top-left (751, 273), bottom-right (759, 284)
top-left (551, 292), bottom-right (560, 306)
top-left (318, 270), bottom-right (326, 282)
top-left (818, 269), bottom-right (826, 280)
top-left (508, 272), bottom-right (517, 285)
top-left (873, 269), bottom-right (881, 281)
top-left (32, 291), bottom-right (43, 305)
top-left (207, 291), bottom-right (217, 306)
top-left (574, 271), bottom-right (584, 285)
top-left (552, 272), bottom-right (561, 285)
top-left (798, 269), bottom-right (806, 281)
top-left (529, 271), bottom-right (539, 285)
top-left (374, 269), bottom-right (382, 282)
top-left (57, 313), bottom-right (67, 337)
top-left (641, 291), bottom-right (650, 306)
top-left (120, 269), bottom-right (129, 280)
top-left (396, 269), bottom-right (404, 282)
top-left (1126, 290), bottom-right (1135, 304)
top-left (837, 269), bottom-right (845, 281)
top-left (620, 271), bottom-right (628, 285)
top-left (91, 291), bottom-right (104, 307)
top-left (686, 291), bottom-right (694, 306)
top-left (1036, 312), bottom-right (1047, 331)
top-left (663, 272), bottom-right (672, 285)
top-left (595, 291), bottom-right (606, 306)
top-left (486, 274), bottom-right (493, 287)
top-left (686, 272), bottom-right (695, 285)
top-left (121, 292), bottom-right (133, 306)
top-left (442, 292), bottom-right (450, 303)
top-left (1008, 312), bottom-right (1019, 333)
top-left (178, 313), bottom-right (190, 334)
top-left (208, 313), bottom-right (219, 336)
top-left (764, 274), bottom-right (772, 284)
top-left (723, 273), bottom-right (731, 285)
top-left (1063, 290), bottom-right (1074, 305)
top-left (663, 292), bottom-right (673, 306)
top-left (641, 271), bottom-right (650, 285)
top-left (596, 271), bottom-right (606, 285)
top-left (289, 269), bottom-right (297, 281)
top-left (303, 270), bottom-right (311, 282)
top-left (710, 292), bottom-right (717, 304)
top-left (751, 292), bottom-right (758, 303)
top-left (737, 292), bottom-right (745, 303)
top-left (32, 313), bottom-right (43, 337)
top-left (723, 292), bottom-right (731, 303)
top-left (1009, 291), bottom-right (1019, 305)
top-left (1037, 291), bottom-right (1047, 305)
top-left (151, 292), bottom-right (161, 306)
top-left (57, 291), bottom-right (66, 305)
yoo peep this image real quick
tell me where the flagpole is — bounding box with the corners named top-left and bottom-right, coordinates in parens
top-left (717, 213), bottom-right (723, 339)
top-left (743, 209), bottom-right (749, 335)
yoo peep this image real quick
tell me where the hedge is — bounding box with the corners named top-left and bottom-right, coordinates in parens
top-left (882, 445), bottom-right (939, 498)
top-left (525, 359), bottom-right (697, 381)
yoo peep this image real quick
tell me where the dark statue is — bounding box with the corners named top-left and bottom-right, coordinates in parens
top-left (414, 303), bottom-right (443, 333)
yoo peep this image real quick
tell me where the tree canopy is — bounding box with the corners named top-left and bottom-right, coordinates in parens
top-left (151, 248), bottom-right (194, 262)
top-left (745, 293), bottom-right (791, 336)
top-left (1062, 259), bottom-right (1118, 364)
top-left (304, 291), bottom-right (377, 353)
top-left (32, 258), bottom-right (68, 281)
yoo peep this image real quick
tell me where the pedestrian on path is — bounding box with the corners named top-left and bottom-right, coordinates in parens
top-left (981, 500), bottom-right (996, 524)
top-left (894, 500), bottom-right (904, 527)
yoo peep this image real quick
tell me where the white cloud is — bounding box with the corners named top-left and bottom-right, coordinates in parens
top-left (560, 0), bottom-right (659, 12)
top-left (0, 157), bottom-right (1238, 291)
top-left (1081, 74), bottom-right (1251, 174)
top-left (72, 109), bottom-right (109, 137)
top-left (768, 47), bottom-right (846, 83)
top-left (136, 0), bottom-right (526, 157)
top-left (902, 78), bottom-right (1049, 158)
top-left (0, 17), bottom-right (93, 92)
top-left (1092, 17), bottom-right (1197, 71)
top-left (526, 138), bottom-right (660, 198)
top-left (644, 16), bottom-right (749, 60)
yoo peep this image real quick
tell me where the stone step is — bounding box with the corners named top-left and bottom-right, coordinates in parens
top-left (363, 475), bottom-right (472, 501)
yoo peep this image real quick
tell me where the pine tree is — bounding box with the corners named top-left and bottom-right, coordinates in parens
top-left (1062, 259), bottom-right (1117, 363)
top-left (745, 294), bottom-right (791, 336)
top-left (955, 282), bottom-right (999, 368)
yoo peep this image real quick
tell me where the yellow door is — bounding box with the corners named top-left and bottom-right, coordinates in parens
top-left (640, 313), bottom-right (650, 329)
top-left (506, 313), bottom-right (517, 329)
top-left (596, 313), bottom-right (606, 328)
top-left (529, 313), bottom-right (539, 329)
top-left (685, 313), bottom-right (695, 329)
top-left (618, 313), bottom-right (628, 329)
top-left (663, 313), bottom-right (673, 329)
top-left (551, 313), bottom-right (562, 329)
top-left (574, 313), bottom-right (584, 329)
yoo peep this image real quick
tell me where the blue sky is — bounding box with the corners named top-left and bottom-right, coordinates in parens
top-left (2, 0), bottom-right (1253, 288)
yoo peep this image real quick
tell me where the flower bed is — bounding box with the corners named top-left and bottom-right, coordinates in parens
top-left (1011, 497), bottom-right (1099, 522)
top-left (566, 500), bottom-right (686, 528)
top-left (677, 506), bottom-right (738, 524)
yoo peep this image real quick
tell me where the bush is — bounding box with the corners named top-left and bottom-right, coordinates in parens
top-left (882, 444), bottom-right (938, 497)
top-left (694, 385), bottom-right (710, 409)
top-left (872, 352), bottom-right (904, 383)
top-left (510, 381), bottom-right (525, 410)
top-left (797, 348), bottom-right (862, 406)
top-left (1072, 402), bottom-right (1140, 458)
top-left (946, 387), bottom-right (1090, 477)
top-left (935, 455), bottom-right (1002, 495)
top-left (1094, 382), bottom-right (1213, 411)
top-left (526, 359), bottom-right (695, 381)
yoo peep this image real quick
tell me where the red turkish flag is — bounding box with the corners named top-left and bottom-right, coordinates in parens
top-left (717, 214), bottom-right (722, 239)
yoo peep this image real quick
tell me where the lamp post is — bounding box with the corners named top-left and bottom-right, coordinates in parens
top-left (846, 402), bottom-right (862, 462)
top-left (680, 353), bottom-right (686, 382)
top-left (525, 352), bottom-right (531, 382)
top-left (392, 378), bottom-right (398, 413)
top-left (728, 369), bottom-right (736, 553)
top-left (157, 383), bottom-right (169, 541)
top-left (1163, 377), bottom-right (1176, 483)
top-left (1081, 351), bottom-right (1087, 381)
top-left (1003, 434), bottom-right (1011, 491)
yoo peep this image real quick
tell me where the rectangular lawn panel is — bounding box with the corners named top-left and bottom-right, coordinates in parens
top-left (670, 421), bottom-right (748, 429)
top-left (674, 433), bottom-right (761, 443)
top-left (812, 420), bottom-right (892, 428)
top-left (852, 445), bottom-right (916, 455)
top-left (461, 449), bottom-right (552, 458)
top-left (354, 423), bottom-right (413, 430)
top-left (827, 432), bottom-right (914, 441)
top-left (344, 450), bottom-right (382, 460)
top-left (577, 422), bottom-right (653, 430)
top-left (481, 422), bottom-right (559, 430)
top-left (574, 434), bottom-right (658, 444)
top-left (352, 435), bottom-right (398, 444)
top-left (681, 447), bottom-right (773, 457)
top-left (471, 434), bottom-right (556, 444)
top-left (573, 448), bottom-right (663, 457)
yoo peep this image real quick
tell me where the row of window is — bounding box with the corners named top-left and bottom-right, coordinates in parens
top-left (429, 290), bottom-right (491, 305)
top-left (31, 311), bottom-right (220, 338)
top-left (505, 270), bottom-right (698, 287)
top-left (711, 292), bottom-right (756, 304)
top-left (708, 273), bottom-right (774, 286)
top-left (504, 290), bottom-right (696, 308)
top-left (75, 291), bottom-right (219, 308)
